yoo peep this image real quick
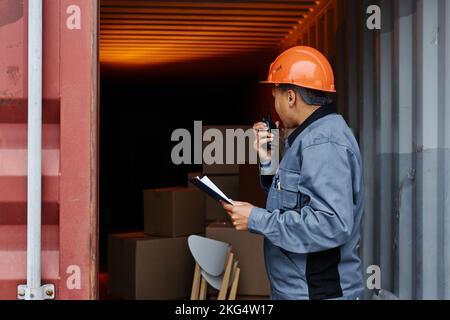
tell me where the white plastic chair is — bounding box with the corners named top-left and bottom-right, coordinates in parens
top-left (188, 235), bottom-right (240, 300)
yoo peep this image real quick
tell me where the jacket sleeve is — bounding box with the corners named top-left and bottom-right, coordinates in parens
top-left (248, 142), bottom-right (356, 254)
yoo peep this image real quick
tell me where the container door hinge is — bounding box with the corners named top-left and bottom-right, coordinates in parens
top-left (17, 284), bottom-right (55, 300)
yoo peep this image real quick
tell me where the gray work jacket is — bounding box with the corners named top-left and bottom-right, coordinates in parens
top-left (248, 105), bottom-right (365, 300)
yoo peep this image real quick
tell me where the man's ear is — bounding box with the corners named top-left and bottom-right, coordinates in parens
top-left (287, 89), bottom-right (296, 107)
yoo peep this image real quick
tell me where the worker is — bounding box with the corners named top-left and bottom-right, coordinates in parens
top-left (221, 46), bottom-right (365, 300)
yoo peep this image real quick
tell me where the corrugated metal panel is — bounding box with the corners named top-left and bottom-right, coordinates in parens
top-left (0, 0), bottom-right (61, 299)
top-left (99, 0), bottom-right (321, 65)
top-left (0, 0), bottom-right (98, 299)
top-left (281, 0), bottom-right (450, 299)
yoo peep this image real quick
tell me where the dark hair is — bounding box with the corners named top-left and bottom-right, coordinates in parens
top-left (277, 84), bottom-right (333, 106)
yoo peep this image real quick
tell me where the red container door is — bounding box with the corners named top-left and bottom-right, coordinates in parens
top-left (0, 0), bottom-right (98, 300)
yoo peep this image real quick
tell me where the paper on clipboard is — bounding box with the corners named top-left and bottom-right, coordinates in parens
top-left (188, 176), bottom-right (234, 205)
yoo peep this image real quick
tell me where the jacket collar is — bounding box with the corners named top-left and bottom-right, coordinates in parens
top-left (287, 104), bottom-right (338, 147)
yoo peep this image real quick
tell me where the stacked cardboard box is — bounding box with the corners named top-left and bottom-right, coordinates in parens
top-left (108, 185), bottom-right (205, 299)
top-left (108, 232), bottom-right (194, 300)
top-left (202, 125), bottom-right (247, 176)
top-left (143, 187), bottom-right (205, 237)
top-left (108, 124), bottom-right (270, 300)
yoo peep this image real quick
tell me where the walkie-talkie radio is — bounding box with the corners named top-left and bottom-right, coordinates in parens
top-left (262, 105), bottom-right (277, 150)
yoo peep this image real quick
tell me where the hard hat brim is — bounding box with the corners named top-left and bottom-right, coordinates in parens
top-left (259, 80), bottom-right (337, 93)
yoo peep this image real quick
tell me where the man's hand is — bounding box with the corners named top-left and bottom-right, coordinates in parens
top-left (253, 121), bottom-right (280, 163)
top-left (220, 201), bottom-right (255, 231)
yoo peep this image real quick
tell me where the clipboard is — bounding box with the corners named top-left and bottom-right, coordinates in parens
top-left (188, 176), bottom-right (234, 205)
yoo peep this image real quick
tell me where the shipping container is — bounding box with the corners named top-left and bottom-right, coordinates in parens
top-left (1, 0), bottom-right (449, 300)
top-left (0, 0), bottom-right (98, 299)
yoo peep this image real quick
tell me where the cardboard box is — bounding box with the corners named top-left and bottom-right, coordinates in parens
top-left (203, 163), bottom-right (240, 175)
top-left (144, 187), bottom-right (205, 237)
top-left (108, 232), bottom-right (143, 299)
top-left (202, 125), bottom-right (252, 175)
top-left (187, 171), bottom-right (202, 183)
top-left (108, 232), bottom-right (195, 300)
top-left (239, 164), bottom-right (267, 208)
top-left (206, 222), bottom-right (270, 296)
top-left (205, 175), bottom-right (239, 221)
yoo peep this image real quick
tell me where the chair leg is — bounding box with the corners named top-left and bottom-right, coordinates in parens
top-left (191, 263), bottom-right (201, 300)
top-left (217, 252), bottom-right (234, 300)
top-left (228, 267), bottom-right (240, 300)
top-left (199, 276), bottom-right (207, 300)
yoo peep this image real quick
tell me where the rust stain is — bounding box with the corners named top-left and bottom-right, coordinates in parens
top-left (6, 65), bottom-right (20, 86)
top-left (0, 89), bottom-right (14, 98)
top-left (0, 0), bottom-right (23, 27)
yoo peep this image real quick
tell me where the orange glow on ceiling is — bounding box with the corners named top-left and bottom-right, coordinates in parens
top-left (100, 0), bottom-right (321, 65)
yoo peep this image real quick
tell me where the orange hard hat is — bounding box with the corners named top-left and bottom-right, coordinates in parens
top-left (261, 46), bottom-right (336, 93)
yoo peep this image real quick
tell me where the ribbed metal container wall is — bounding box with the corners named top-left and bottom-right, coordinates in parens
top-left (0, 0), bottom-right (98, 299)
top-left (283, 0), bottom-right (450, 299)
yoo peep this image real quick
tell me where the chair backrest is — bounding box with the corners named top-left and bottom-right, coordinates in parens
top-left (188, 235), bottom-right (229, 276)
